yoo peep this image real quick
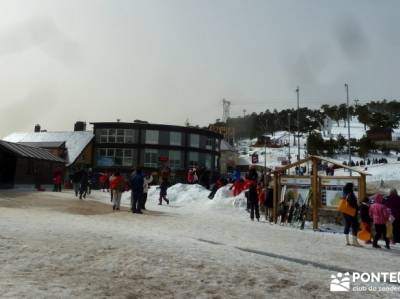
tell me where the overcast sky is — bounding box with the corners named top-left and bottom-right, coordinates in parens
top-left (0, 0), bottom-right (399, 137)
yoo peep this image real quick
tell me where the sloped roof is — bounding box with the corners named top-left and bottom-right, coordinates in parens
top-left (0, 140), bottom-right (65, 163)
top-left (19, 141), bottom-right (66, 148)
top-left (3, 131), bottom-right (93, 166)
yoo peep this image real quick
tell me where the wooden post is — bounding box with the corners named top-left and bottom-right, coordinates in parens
top-left (359, 174), bottom-right (366, 201)
top-left (272, 174), bottom-right (278, 223)
top-left (312, 157), bottom-right (319, 230)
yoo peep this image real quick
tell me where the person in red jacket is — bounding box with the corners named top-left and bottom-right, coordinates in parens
top-left (232, 178), bottom-right (245, 196)
top-left (370, 193), bottom-right (391, 249)
top-left (110, 172), bottom-right (126, 211)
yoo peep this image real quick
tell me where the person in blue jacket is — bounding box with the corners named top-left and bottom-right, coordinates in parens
top-left (130, 168), bottom-right (144, 214)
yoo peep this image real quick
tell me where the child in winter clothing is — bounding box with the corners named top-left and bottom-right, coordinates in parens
top-left (369, 193), bottom-right (391, 249)
top-left (159, 179), bottom-right (170, 205)
top-left (359, 197), bottom-right (372, 244)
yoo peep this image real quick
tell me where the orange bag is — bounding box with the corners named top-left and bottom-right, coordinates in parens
top-left (357, 222), bottom-right (371, 241)
top-left (337, 198), bottom-right (356, 217)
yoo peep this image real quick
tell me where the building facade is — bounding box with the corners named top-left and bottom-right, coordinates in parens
top-left (0, 140), bottom-right (65, 189)
top-left (91, 122), bottom-right (223, 179)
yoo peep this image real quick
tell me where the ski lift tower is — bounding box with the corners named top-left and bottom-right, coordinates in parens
top-left (222, 99), bottom-right (231, 123)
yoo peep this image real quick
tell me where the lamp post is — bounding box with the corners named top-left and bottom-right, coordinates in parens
top-left (288, 112), bottom-right (291, 164)
top-left (345, 83), bottom-right (352, 176)
top-left (296, 87), bottom-right (300, 161)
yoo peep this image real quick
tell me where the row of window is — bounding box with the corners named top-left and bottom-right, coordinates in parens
top-left (95, 148), bottom-right (218, 170)
top-left (95, 128), bottom-right (219, 151)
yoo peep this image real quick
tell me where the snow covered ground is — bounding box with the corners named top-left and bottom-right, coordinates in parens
top-left (1, 186), bottom-right (399, 298)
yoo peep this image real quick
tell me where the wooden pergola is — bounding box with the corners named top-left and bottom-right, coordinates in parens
top-left (271, 155), bottom-right (370, 230)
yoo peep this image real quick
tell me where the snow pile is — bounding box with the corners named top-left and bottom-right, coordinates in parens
top-left (147, 183), bottom-right (247, 211)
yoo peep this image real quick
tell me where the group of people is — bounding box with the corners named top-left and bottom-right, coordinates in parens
top-left (107, 168), bottom-right (170, 213)
top-left (70, 169), bottom-right (93, 199)
top-left (341, 183), bottom-right (400, 249)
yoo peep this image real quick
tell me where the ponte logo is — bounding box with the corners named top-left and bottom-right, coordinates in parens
top-left (330, 272), bottom-right (351, 292)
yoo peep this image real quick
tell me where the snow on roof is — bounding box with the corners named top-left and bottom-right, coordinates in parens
top-left (3, 131), bottom-right (94, 166)
top-left (220, 140), bottom-right (236, 152)
top-left (0, 140), bottom-right (65, 163)
top-left (19, 141), bottom-right (66, 148)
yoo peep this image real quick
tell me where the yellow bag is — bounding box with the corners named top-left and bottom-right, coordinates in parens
top-left (337, 198), bottom-right (356, 217)
top-left (387, 223), bottom-right (393, 239)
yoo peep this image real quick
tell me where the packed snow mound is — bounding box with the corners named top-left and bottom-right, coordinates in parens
top-left (147, 184), bottom-right (247, 210)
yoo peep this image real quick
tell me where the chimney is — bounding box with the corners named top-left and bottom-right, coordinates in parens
top-left (74, 121), bottom-right (86, 131)
top-left (34, 124), bottom-right (41, 132)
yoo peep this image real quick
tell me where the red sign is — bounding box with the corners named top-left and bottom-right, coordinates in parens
top-left (159, 156), bottom-right (169, 162)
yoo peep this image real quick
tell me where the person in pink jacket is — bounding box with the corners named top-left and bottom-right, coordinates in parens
top-left (369, 193), bottom-right (391, 249)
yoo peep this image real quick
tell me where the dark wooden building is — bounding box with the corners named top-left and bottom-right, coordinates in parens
top-left (0, 141), bottom-right (65, 189)
top-left (366, 128), bottom-right (392, 141)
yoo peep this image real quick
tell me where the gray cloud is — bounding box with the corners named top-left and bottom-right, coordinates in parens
top-left (335, 16), bottom-right (370, 61)
top-left (0, 16), bottom-right (82, 66)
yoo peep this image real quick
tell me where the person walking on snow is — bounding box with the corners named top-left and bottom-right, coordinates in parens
top-left (71, 170), bottom-right (82, 197)
top-left (142, 173), bottom-right (153, 210)
top-left (159, 178), bottom-right (170, 205)
top-left (342, 183), bottom-right (361, 247)
top-left (370, 193), bottom-right (391, 249)
top-left (130, 168), bottom-right (144, 214)
top-left (385, 189), bottom-right (400, 244)
top-left (79, 170), bottom-right (89, 199)
top-left (110, 172), bottom-right (125, 211)
top-left (247, 166), bottom-right (260, 221)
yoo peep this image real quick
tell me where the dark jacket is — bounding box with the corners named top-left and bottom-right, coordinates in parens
top-left (130, 174), bottom-right (144, 194)
top-left (80, 172), bottom-right (89, 189)
top-left (359, 202), bottom-right (372, 223)
top-left (385, 194), bottom-right (400, 219)
top-left (264, 188), bottom-right (274, 208)
top-left (345, 192), bottom-right (358, 210)
top-left (160, 180), bottom-right (169, 196)
top-left (71, 171), bottom-right (82, 183)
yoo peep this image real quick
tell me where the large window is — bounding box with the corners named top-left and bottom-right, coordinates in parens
top-left (96, 148), bottom-right (135, 167)
top-left (169, 150), bottom-right (182, 170)
top-left (205, 154), bottom-right (212, 169)
top-left (190, 134), bottom-right (200, 148)
top-left (215, 138), bottom-right (220, 152)
top-left (188, 151), bottom-right (199, 167)
top-left (96, 128), bottom-right (137, 144)
top-left (144, 149), bottom-right (159, 168)
top-left (145, 130), bottom-right (159, 144)
top-left (205, 137), bottom-right (213, 150)
top-left (170, 132), bottom-right (182, 146)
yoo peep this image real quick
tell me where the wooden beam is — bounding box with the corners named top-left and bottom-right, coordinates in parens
top-left (312, 157), bottom-right (319, 230)
top-left (272, 157), bottom-right (312, 172)
top-left (359, 174), bottom-right (366, 202)
top-left (311, 155), bottom-right (370, 176)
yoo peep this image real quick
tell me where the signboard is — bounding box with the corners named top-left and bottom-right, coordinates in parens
top-left (320, 177), bottom-right (359, 207)
top-left (251, 154), bottom-right (259, 164)
top-left (159, 156), bottom-right (169, 162)
top-left (280, 177), bottom-right (311, 186)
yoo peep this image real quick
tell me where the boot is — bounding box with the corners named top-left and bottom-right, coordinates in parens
top-left (345, 234), bottom-right (350, 246)
top-left (352, 235), bottom-right (362, 247)
top-left (385, 240), bottom-right (391, 250)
